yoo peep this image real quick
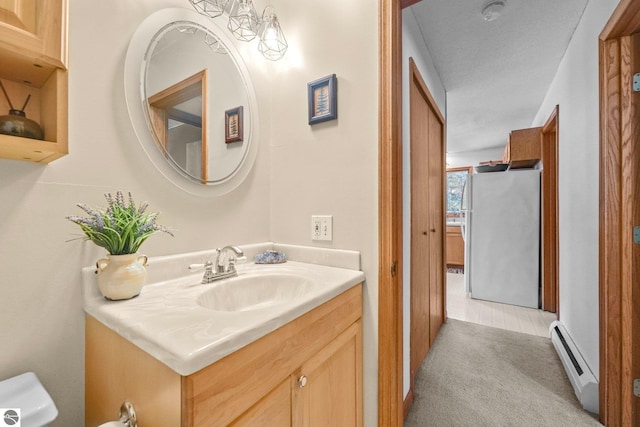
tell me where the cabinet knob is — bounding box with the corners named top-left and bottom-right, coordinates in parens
top-left (430, 228), bottom-right (436, 232)
top-left (298, 375), bottom-right (308, 388)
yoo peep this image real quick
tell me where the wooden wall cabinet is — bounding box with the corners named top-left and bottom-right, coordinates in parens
top-left (86, 285), bottom-right (363, 427)
top-left (502, 127), bottom-right (542, 169)
top-left (446, 225), bottom-right (464, 267)
top-left (0, 0), bottom-right (68, 163)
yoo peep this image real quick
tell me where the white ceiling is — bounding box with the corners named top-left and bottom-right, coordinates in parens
top-left (409, 0), bottom-right (588, 155)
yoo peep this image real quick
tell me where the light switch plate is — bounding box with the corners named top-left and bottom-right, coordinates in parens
top-left (311, 215), bottom-right (333, 241)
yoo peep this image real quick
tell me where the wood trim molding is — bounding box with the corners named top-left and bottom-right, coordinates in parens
top-left (541, 105), bottom-right (559, 315)
top-left (403, 387), bottom-right (414, 420)
top-left (599, 1), bottom-right (640, 423)
top-left (378, 0), bottom-right (403, 426)
top-left (600, 0), bottom-right (640, 39)
top-left (446, 166), bottom-right (473, 173)
top-left (409, 58), bottom-right (445, 123)
top-left (400, 0), bottom-right (422, 10)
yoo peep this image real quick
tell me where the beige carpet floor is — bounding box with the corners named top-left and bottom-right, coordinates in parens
top-left (404, 319), bottom-right (601, 426)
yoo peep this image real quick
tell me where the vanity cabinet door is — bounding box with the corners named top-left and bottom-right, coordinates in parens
top-left (229, 379), bottom-right (291, 426)
top-left (292, 321), bottom-right (362, 427)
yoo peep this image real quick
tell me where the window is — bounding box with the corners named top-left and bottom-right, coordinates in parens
top-left (446, 167), bottom-right (472, 217)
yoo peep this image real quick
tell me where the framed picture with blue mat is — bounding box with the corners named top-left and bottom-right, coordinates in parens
top-left (308, 74), bottom-right (337, 125)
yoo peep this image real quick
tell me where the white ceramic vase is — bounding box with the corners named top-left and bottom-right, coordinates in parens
top-left (96, 253), bottom-right (148, 300)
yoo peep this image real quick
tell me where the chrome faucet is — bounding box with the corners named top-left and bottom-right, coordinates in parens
top-left (214, 245), bottom-right (245, 275)
top-left (190, 246), bottom-right (246, 284)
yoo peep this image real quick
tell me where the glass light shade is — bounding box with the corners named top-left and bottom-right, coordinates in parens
top-left (258, 7), bottom-right (287, 61)
top-left (189, 0), bottom-right (229, 18)
top-left (227, 0), bottom-right (260, 42)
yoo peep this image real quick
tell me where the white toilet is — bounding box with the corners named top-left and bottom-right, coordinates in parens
top-left (0, 372), bottom-right (58, 427)
top-left (0, 372), bottom-right (136, 427)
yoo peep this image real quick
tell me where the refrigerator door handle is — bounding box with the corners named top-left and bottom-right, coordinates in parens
top-left (461, 178), bottom-right (470, 211)
top-left (461, 219), bottom-right (466, 242)
top-left (461, 177), bottom-right (469, 242)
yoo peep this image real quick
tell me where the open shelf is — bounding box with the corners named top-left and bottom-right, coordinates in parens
top-left (0, 66), bottom-right (68, 164)
top-left (0, 134), bottom-right (65, 162)
top-left (0, 0), bottom-right (68, 164)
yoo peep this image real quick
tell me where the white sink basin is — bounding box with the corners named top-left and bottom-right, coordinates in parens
top-left (83, 248), bottom-right (365, 376)
top-left (197, 273), bottom-right (316, 312)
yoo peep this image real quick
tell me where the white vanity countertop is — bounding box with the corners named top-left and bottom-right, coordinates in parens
top-left (82, 244), bottom-right (365, 376)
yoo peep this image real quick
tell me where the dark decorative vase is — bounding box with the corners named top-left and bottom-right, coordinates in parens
top-left (0, 109), bottom-right (44, 140)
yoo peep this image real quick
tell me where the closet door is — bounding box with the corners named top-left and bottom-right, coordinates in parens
top-left (427, 104), bottom-right (445, 346)
top-left (409, 58), bottom-right (445, 381)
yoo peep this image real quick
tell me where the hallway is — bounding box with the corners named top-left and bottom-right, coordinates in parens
top-left (446, 272), bottom-right (556, 337)
top-left (404, 318), bottom-right (601, 426)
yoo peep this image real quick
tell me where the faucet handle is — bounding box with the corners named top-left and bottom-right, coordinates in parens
top-left (189, 261), bottom-right (215, 271)
top-left (189, 261), bottom-right (216, 284)
top-left (227, 255), bottom-right (247, 273)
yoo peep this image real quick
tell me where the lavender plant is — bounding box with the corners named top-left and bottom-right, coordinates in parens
top-left (67, 191), bottom-right (173, 255)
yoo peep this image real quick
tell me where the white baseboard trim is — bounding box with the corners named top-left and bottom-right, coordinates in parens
top-left (549, 321), bottom-right (599, 414)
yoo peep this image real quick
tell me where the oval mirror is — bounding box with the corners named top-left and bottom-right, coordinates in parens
top-left (124, 8), bottom-right (259, 196)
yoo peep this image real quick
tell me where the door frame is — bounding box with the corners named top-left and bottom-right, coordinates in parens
top-left (541, 105), bottom-right (559, 314)
top-left (378, 0), bottom-right (404, 425)
top-left (599, 0), bottom-right (640, 424)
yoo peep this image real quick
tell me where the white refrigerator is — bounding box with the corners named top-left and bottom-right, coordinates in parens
top-left (461, 169), bottom-right (540, 308)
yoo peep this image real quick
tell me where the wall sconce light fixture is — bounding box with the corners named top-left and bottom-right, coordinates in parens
top-left (188, 0), bottom-right (288, 61)
top-left (227, 0), bottom-right (260, 42)
top-left (257, 6), bottom-right (287, 61)
top-left (189, 0), bottom-right (229, 18)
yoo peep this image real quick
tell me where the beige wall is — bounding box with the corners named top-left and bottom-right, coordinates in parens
top-left (0, 1), bottom-right (272, 425)
top-left (0, 0), bottom-right (379, 426)
top-left (267, 0), bottom-right (379, 424)
top-left (531, 0), bottom-right (620, 382)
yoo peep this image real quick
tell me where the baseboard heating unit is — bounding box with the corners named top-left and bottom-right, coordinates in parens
top-left (549, 321), bottom-right (598, 414)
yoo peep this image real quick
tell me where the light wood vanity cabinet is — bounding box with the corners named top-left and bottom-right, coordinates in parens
top-left (502, 127), bottom-right (542, 169)
top-left (446, 225), bottom-right (464, 266)
top-left (86, 284), bottom-right (363, 427)
top-left (0, 0), bottom-right (68, 162)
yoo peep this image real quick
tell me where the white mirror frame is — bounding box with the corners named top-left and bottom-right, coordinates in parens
top-left (124, 8), bottom-right (259, 197)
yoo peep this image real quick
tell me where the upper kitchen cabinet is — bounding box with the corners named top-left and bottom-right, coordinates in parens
top-left (502, 127), bottom-right (542, 169)
top-left (0, 0), bottom-right (68, 163)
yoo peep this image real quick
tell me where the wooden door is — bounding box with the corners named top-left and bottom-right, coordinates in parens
top-left (410, 61), bottom-right (432, 380)
top-left (427, 101), bottom-right (445, 345)
top-left (409, 58), bottom-right (446, 381)
top-left (293, 321), bottom-right (362, 427)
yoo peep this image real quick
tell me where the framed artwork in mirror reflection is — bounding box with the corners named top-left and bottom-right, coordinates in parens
top-left (225, 106), bottom-right (243, 143)
top-left (308, 74), bottom-right (337, 125)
